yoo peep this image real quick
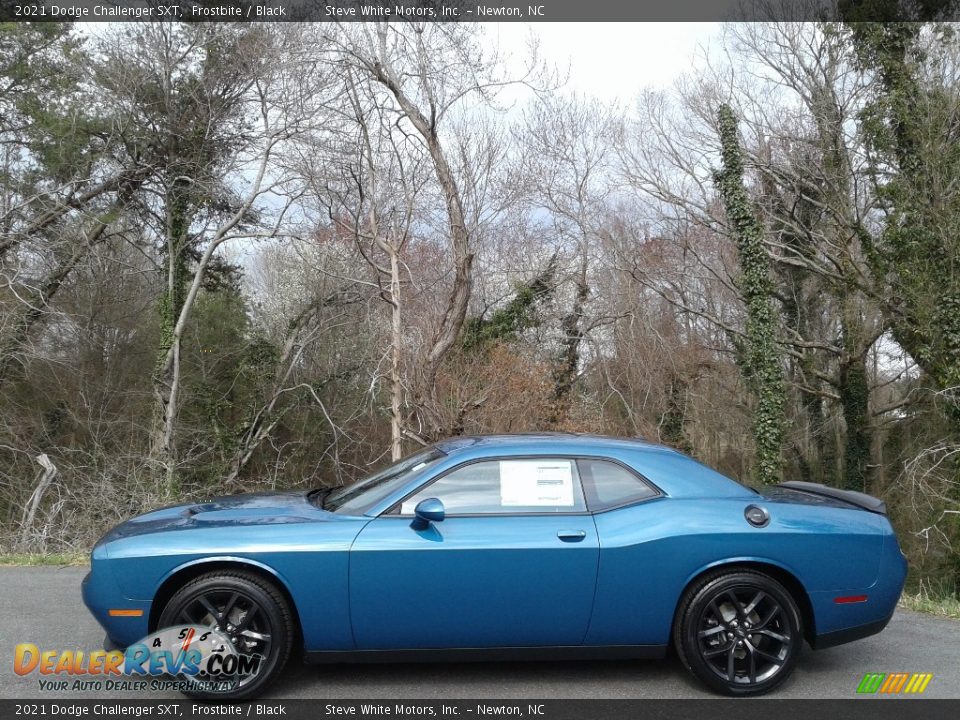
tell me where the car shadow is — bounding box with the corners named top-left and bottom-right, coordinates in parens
top-left (262, 654), bottom-right (709, 700)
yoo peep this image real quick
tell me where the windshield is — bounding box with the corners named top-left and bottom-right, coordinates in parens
top-left (317, 447), bottom-right (446, 515)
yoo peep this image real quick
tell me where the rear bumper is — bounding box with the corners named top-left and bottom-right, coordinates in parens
top-left (811, 611), bottom-right (894, 650)
top-left (808, 530), bottom-right (906, 649)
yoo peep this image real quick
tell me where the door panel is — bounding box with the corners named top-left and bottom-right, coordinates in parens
top-left (349, 515), bottom-right (599, 649)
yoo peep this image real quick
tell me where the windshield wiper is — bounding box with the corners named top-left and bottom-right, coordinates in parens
top-left (309, 487), bottom-right (335, 510)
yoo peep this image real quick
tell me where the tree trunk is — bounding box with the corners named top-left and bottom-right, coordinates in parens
top-left (151, 187), bottom-right (190, 492)
top-left (366, 59), bottom-right (474, 435)
top-left (838, 293), bottom-right (871, 492)
top-left (389, 245), bottom-right (403, 461)
top-left (551, 246), bottom-right (589, 425)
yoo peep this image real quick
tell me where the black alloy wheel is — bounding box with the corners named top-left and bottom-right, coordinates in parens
top-left (674, 570), bottom-right (802, 696)
top-left (158, 570), bottom-right (294, 700)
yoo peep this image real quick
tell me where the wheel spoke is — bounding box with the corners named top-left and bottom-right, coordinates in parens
top-left (756, 628), bottom-right (789, 643)
top-left (222, 592), bottom-right (240, 619)
top-left (198, 596), bottom-right (221, 624)
top-left (236, 604), bottom-right (259, 631)
top-left (743, 591), bottom-right (764, 616)
top-left (748, 646), bottom-right (757, 683)
top-left (726, 646), bottom-right (736, 681)
top-left (240, 629), bottom-right (271, 642)
top-left (178, 609), bottom-right (195, 624)
top-left (755, 604), bottom-right (781, 629)
top-left (699, 624), bottom-right (726, 639)
top-left (703, 644), bottom-right (731, 658)
top-left (725, 591), bottom-right (745, 619)
top-left (751, 644), bottom-right (783, 665)
top-left (708, 599), bottom-right (725, 625)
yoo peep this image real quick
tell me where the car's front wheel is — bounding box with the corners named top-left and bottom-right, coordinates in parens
top-left (674, 570), bottom-right (802, 696)
top-left (157, 570), bottom-right (294, 700)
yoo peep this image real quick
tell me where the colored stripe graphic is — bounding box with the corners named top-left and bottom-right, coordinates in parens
top-left (879, 673), bottom-right (899, 693)
top-left (857, 672), bottom-right (932, 694)
top-left (857, 673), bottom-right (885, 693)
top-left (891, 673), bottom-right (909, 693)
top-left (907, 674), bottom-right (933, 694)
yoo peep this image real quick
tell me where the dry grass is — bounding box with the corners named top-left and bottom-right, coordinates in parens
top-left (898, 578), bottom-right (960, 619)
top-left (0, 552), bottom-right (88, 567)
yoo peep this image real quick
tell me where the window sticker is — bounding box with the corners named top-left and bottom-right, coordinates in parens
top-left (500, 460), bottom-right (575, 507)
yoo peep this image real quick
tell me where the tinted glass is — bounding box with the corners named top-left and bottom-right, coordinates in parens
top-left (578, 458), bottom-right (658, 510)
top-left (326, 448), bottom-right (445, 515)
top-left (400, 458), bottom-right (587, 515)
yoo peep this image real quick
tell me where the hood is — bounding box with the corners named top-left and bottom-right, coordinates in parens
top-left (184, 490), bottom-right (317, 518)
top-left (97, 490), bottom-right (325, 544)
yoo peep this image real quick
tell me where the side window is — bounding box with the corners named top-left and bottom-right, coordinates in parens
top-left (399, 458), bottom-right (587, 515)
top-left (578, 458), bottom-right (658, 511)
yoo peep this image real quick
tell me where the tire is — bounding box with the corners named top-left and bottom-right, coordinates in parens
top-left (157, 570), bottom-right (295, 700)
top-left (673, 569), bottom-right (802, 696)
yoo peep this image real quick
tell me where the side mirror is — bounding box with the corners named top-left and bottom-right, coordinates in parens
top-left (413, 497), bottom-right (445, 527)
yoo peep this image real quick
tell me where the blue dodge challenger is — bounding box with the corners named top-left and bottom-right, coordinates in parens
top-left (83, 434), bottom-right (907, 698)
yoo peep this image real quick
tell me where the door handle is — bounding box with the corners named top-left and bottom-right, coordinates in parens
top-left (557, 530), bottom-right (587, 542)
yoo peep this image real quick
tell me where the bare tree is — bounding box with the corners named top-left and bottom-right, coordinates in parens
top-left (316, 22), bottom-right (540, 441)
top-left (302, 65), bottom-right (429, 460)
top-left (517, 95), bottom-right (618, 423)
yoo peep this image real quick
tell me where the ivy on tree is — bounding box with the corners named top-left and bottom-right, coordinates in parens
top-left (714, 104), bottom-right (786, 485)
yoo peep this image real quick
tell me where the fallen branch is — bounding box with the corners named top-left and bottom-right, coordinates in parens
top-left (19, 454), bottom-right (58, 548)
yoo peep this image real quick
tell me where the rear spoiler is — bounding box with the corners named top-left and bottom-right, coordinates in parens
top-left (776, 481), bottom-right (887, 515)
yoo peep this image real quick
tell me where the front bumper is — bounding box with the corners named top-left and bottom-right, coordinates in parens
top-left (82, 568), bottom-right (150, 648)
top-left (101, 633), bottom-right (123, 652)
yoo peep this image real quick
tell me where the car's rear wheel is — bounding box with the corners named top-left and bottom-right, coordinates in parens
top-left (674, 570), bottom-right (802, 696)
top-left (157, 570), bottom-right (294, 700)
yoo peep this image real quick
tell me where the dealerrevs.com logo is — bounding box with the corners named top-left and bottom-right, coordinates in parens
top-left (14, 625), bottom-right (263, 693)
top-left (856, 672), bottom-right (934, 695)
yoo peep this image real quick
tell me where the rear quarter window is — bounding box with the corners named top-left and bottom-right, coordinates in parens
top-left (578, 458), bottom-right (659, 511)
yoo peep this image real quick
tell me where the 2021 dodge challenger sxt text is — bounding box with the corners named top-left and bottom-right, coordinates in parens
top-left (83, 434), bottom-right (907, 698)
